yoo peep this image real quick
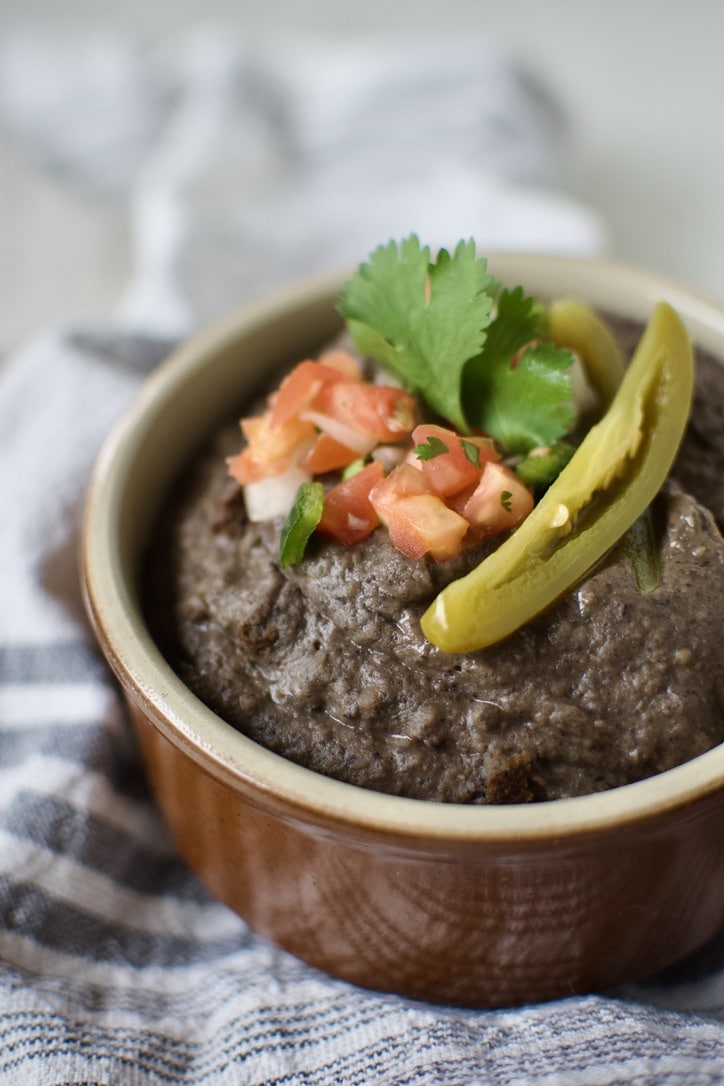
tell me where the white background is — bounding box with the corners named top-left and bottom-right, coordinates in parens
top-left (1, 0), bottom-right (723, 354)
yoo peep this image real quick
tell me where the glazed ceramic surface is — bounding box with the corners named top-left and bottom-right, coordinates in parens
top-left (81, 255), bottom-right (724, 1007)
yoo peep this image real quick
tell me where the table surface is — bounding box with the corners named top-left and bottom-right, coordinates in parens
top-left (2, 0), bottom-right (723, 355)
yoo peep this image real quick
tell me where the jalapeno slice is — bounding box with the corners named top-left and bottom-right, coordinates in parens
top-left (421, 302), bottom-right (694, 653)
top-left (546, 297), bottom-right (626, 407)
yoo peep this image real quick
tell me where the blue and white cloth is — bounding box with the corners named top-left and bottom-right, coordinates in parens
top-left (1, 26), bottom-right (723, 1085)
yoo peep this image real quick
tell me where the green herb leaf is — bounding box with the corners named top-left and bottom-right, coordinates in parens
top-left (500, 490), bottom-right (513, 512)
top-left (516, 440), bottom-right (576, 491)
top-left (279, 481), bottom-right (324, 570)
top-left (460, 440), bottom-right (481, 468)
top-left (414, 435), bottom-right (449, 461)
top-left (464, 287), bottom-right (576, 454)
top-left (339, 236), bottom-right (577, 458)
top-left (338, 235), bottom-right (497, 433)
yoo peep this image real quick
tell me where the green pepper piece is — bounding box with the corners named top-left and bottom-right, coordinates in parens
top-left (548, 299), bottom-right (663, 591)
top-left (420, 302), bottom-right (693, 652)
top-left (516, 440), bottom-right (576, 491)
top-left (341, 458), bottom-right (367, 480)
top-left (546, 298), bottom-right (626, 407)
top-left (279, 481), bottom-right (324, 570)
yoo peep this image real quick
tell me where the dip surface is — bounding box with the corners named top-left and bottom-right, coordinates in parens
top-left (145, 318), bottom-right (724, 803)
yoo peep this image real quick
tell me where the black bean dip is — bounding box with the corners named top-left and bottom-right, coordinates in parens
top-left (145, 317), bottom-right (724, 803)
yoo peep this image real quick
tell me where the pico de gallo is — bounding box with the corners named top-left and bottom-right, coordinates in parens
top-left (226, 348), bottom-right (535, 564)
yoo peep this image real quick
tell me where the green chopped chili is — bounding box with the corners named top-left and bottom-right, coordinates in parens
top-left (341, 458), bottom-right (367, 481)
top-left (421, 302), bottom-right (694, 652)
top-left (279, 481), bottom-right (324, 570)
top-left (516, 441), bottom-right (576, 491)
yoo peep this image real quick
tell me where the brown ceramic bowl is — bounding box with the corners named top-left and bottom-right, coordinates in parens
top-left (81, 254), bottom-right (724, 1008)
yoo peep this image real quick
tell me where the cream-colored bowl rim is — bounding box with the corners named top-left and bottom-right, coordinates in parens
top-left (82, 253), bottom-right (724, 844)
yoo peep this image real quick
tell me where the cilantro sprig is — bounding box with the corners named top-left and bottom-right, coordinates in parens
top-left (338, 235), bottom-right (576, 455)
top-left (463, 286), bottom-right (575, 453)
top-left (339, 236), bottom-right (496, 434)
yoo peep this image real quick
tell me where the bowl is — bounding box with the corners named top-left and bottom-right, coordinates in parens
top-left (80, 254), bottom-right (724, 1008)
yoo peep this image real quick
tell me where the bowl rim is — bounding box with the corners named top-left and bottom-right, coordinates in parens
top-left (81, 252), bottom-right (724, 846)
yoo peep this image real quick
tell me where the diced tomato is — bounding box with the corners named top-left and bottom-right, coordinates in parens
top-left (270, 359), bottom-right (350, 429)
top-left (444, 480), bottom-right (480, 517)
top-left (228, 411), bottom-right (316, 484)
top-left (300, 432), bottom-right (361, 473)
top-left (317, 460), bottom-right (385, 545)
top-left (383, 494), bottom-right (469, 561)
top-left (411, 424), bottom-right (499, 498)
top-left (316, 382), bottom-right (416, 444)
top-left (226, 447), bottom-right (264, 485)
top-left (317, 349), bottom-right (363, 379)
top-left (368, 462), bottom-right (428, 516)
top-left (368, 463), bottom-right (468, 560)
top-left (241, 411), bottom-right (316, 457)
top-left (463, 462), bottom-right (534, 537)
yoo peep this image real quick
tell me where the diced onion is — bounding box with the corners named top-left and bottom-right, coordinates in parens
top-left (371, 444), bottom-right (407, 470)
top-left (243, 465), bottom-right (312, 522)
top-left (299, 410), bottom-right (377, 456)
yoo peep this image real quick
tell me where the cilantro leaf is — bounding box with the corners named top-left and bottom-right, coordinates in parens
top-left (338, 235), bottom-right (497, 433)
top-left (464, 287), bottom-right (575, 454)
top-left (414, 435), bottom-right (449, 461)
top-left (460, 439), bottom-right (481, 468)
top-left (339, 237), bottom-right (577, 457)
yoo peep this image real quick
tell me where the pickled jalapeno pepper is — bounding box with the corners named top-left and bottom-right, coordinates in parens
top-left (421, 302), bottom-right (694, 652)
top-left (546, 297), bottom-right (626, 408)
